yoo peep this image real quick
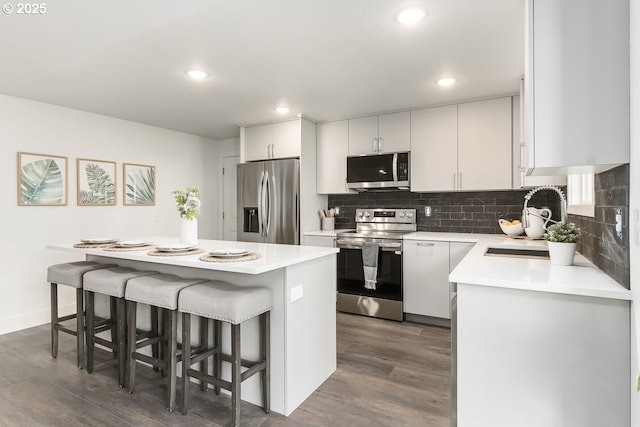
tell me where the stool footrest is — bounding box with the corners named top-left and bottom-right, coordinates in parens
top-left (187, 368), bottom-right (232, 392)
top-left (133, 352), bottom-right (166, 369)
top-left (135, 336), bottom-right (163, 350)
top-left (188, 347), bottom-right (219, 366)
top-left (55, 325), bottom-right (79, 336)
top-left (94, 336), bottom-right (117, 351)
top-left (57, 313), bottom-right (77, 323)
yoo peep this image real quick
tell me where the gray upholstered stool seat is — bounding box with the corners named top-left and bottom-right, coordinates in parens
top-left (47, 261), bottom-right (116, 369)
top-left (125, 273), bottom-right (207, 412)
top-left (179, 281), bottom-right (272, 426)
top-left (83, 266), bottom-right (155, 387)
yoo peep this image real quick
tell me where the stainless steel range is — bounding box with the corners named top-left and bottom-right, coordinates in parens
top-left (335, 208), bottom-right (416, 321)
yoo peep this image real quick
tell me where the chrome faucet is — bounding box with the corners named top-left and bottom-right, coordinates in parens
top-left (522, 185), bottom-right (567, 228)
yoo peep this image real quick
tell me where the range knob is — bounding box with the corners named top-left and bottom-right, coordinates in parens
top-left (398, 211), bottom-right (406, 218)
top-left (407, 212), bottom-right (414, 218)
top-left (358, 211), bottom-right (364, 218)
top-left (364, 211), bottom-right (371, 218)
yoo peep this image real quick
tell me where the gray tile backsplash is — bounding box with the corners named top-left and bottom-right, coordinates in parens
top-left (328, 164), bottom-right (630, 288)
top-left (328, 190), bottom-right (562, 234)
top-left (568, 164), bottom-right (629, 288)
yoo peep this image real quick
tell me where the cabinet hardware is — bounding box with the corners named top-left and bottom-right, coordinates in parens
top-left (459, 172), bottom-right (462, 189)
top-left (453, 172), bottom-right (457, 189)
top-left (372, 138), bottom-right (377, 153)
top-left (417, 242), bottom-right (435, 247)
top-left (378, 137), bottom-right (383, 153)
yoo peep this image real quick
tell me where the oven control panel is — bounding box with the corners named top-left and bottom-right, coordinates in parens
top-left (355, 208), bottom-right (416, 223)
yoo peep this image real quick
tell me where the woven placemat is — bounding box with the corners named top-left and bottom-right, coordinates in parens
top-left (147, 248), bottom-right (205, 257)
top-left (103, 245), bottom-right (156, 252)
top-left (73, 242), bottom-right (115, 249)
top-left (199, 252), bottom-right (262, 263)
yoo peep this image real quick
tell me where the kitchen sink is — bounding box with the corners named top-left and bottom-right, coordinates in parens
top-left (484, 247), bottom-right (549, 259)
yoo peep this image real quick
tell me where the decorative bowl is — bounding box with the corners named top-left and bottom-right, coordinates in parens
top-left (499, 219), bottom-right (525, 236)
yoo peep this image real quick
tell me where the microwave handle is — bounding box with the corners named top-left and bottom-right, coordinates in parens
top-left (393, 153), bottom-right (398, 182)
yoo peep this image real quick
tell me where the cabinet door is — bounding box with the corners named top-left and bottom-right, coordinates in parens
top-left (378, 111), bottom-right (410, 153)
top-left (272, 120), bottom-right (301, 159)
top-left (303, 235), bottom-right (335, 247)
top-left (403, 240), bottom-right (450, 318)
top-left (410, 105), bottom-right (458, 192)
top-left (526, 0), bottom-right (629, 175)
top-left (317, 120), bottom-right (352, 194)
top-left (243, 124), bottom-right (272, 162)
top-left (458, 97), bottom-right (512, 190)
top-left (348, 115), bottom-right (378, 156)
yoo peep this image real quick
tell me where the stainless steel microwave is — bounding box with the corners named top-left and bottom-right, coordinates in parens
top-left (346, 152), bottom-right (410, 191)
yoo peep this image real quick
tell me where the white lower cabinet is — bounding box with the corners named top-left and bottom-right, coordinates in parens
top-left (303, 235), bottom-right (336, 247)
top-left (404, 240), bottom-right (451, 318)
top-left (404, 239), bottom-right (474, 319)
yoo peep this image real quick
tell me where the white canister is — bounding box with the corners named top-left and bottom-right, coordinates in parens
top-left (321, 217), bottom-right (335, 231)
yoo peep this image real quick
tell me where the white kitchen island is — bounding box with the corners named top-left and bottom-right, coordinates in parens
top-left (450, 236), bottom-right (631, 427)
top-left (47, 237), bottom-right (339, 416)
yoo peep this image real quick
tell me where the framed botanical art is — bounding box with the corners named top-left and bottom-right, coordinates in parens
top-left (17, 152), bottom-right (68, 206)
top-left (123, 163), bottom-right (156, 206)
top-left (77, 158), bottom-right (117, 206)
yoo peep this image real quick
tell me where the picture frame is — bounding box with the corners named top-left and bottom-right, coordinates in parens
top-left (77, 158), bottom-right (117, 206)
top-left (123, 163), bottom-right (156, 206)
top-left (17, 152), bottom-right (68, 206)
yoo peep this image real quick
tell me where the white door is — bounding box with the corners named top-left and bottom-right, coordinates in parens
top-left (223, 155), bottom-right (240, 241)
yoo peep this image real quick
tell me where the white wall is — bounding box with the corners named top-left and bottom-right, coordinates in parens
top-left (0, 94), bottom-right (224, 334)
top-left (631, 0), bottom-right (640, 422)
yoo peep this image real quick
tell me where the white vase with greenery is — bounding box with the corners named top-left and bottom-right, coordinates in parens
top-left (544, 222), bottom-right (581, 266)
top-left (173, 186), bottom-right (201, 246)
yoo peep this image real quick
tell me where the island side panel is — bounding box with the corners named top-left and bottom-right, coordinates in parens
top-left (283, 254), bottom-right (337, 415)
top-left (456, 283), bottom-right (630, 427)
top-left (87, 255), bottom-right (289, 415)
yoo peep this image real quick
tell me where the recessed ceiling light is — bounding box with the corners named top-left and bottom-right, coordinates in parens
top-left (396, 7), bottom-right (426, 25)
top-left (437, 77), bottom-right (457, 87)
top-left (275, 106), bottom-right (290, 114)
top-left (186, 69), bottom-right (208, 80)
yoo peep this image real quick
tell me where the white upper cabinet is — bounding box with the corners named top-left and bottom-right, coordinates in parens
top-left (457, 97), bottom-right (512, 190)
top-left (524, 0), bottom-right (629, 175)
top-left (410, 105), bottom-right (458, 192)
top-left (316, 120), bottom-right (353, 194)
top-left (348, 112), bottom-right (410, 155)
top-left (411, 97), bottom-right (512, 192)
top-left (512, 92), bottom-right (566, 188)
top-left (241, 119), bottom-right (301, 162)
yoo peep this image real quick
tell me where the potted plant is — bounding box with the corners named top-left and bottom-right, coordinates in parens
top-left (544, 222), bottom-right (581, 265)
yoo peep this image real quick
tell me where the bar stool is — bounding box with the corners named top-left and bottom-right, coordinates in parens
top-left (47, 261), bottom-right (116, 369)
top-left (83, 266), bottom-right (156, 387)
top-left (179, 281), bottom-right (272, 427)
top-left (125, 273), bottom-right (207, 412)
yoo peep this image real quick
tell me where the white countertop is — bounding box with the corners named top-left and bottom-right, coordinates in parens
top-left (47, 236), bottom-right (338, 275)
top-left (448, 234), bottom-right (631, 300)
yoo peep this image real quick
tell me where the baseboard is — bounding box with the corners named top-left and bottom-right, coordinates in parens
top-left (404, 313), bottom-right (451, 328)
top-left (0, 302), bottom-right (75, 335)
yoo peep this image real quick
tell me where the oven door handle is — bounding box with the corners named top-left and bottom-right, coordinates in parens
top-left (336, 240), bottom-right (402, 251)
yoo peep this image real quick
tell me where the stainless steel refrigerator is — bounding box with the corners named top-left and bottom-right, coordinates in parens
top-left (237, 158), bottom-right (300, 244)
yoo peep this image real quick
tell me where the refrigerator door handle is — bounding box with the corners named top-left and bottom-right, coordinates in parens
top-left (259, 170), bottom-right (266, 238)
top-left (264, 170), bottom-right (271, 238)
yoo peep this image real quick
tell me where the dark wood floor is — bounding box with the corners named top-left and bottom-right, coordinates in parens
top-left (0, 313), bottom-right (451, 427)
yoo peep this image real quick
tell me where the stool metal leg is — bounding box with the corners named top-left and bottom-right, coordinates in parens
top-left (109, 296), bottom-right (118, 358)
top-left (199, 317), bottom-right (209, 392)
top-left (117, 297), bottom-right (127, 388)
top-left (50, 283), bottom-right (58, 359)
top-left (166, 309), bottom-right (178, 412)
top-left (213, 320), bottom-right (221, 395)
top-left (126, 300), bottom-right (137, 394)
top-left (151, 305), bottom-right (160, 371)
top-left (181, 312), bottom-right (191, 415)
top-left (262, 312), bottom-right (270, 413)
top-left (231, 323), bottom-right (241, 427)
top-left (85, 290), bottom-right (95, 373)
top-left (76, 288), bottom-right (84, 370)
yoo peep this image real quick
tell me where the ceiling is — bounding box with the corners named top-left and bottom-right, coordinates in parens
top-left (0, 0), bottom-right (524, 140)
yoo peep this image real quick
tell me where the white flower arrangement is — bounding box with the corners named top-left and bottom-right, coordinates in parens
top-left (172, 186), bottom-right (200, 220)
top-left (544, 222), bottom-right (581, 243)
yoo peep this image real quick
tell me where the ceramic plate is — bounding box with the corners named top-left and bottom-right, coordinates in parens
top-left (80, 238), bottom-right (119, 244)
top-left (113, 240), bottom-right (148, 248)
top-left (209, 248), bottom-right (250, 258)
top-left (155, 244), bottom-right (195, 252)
